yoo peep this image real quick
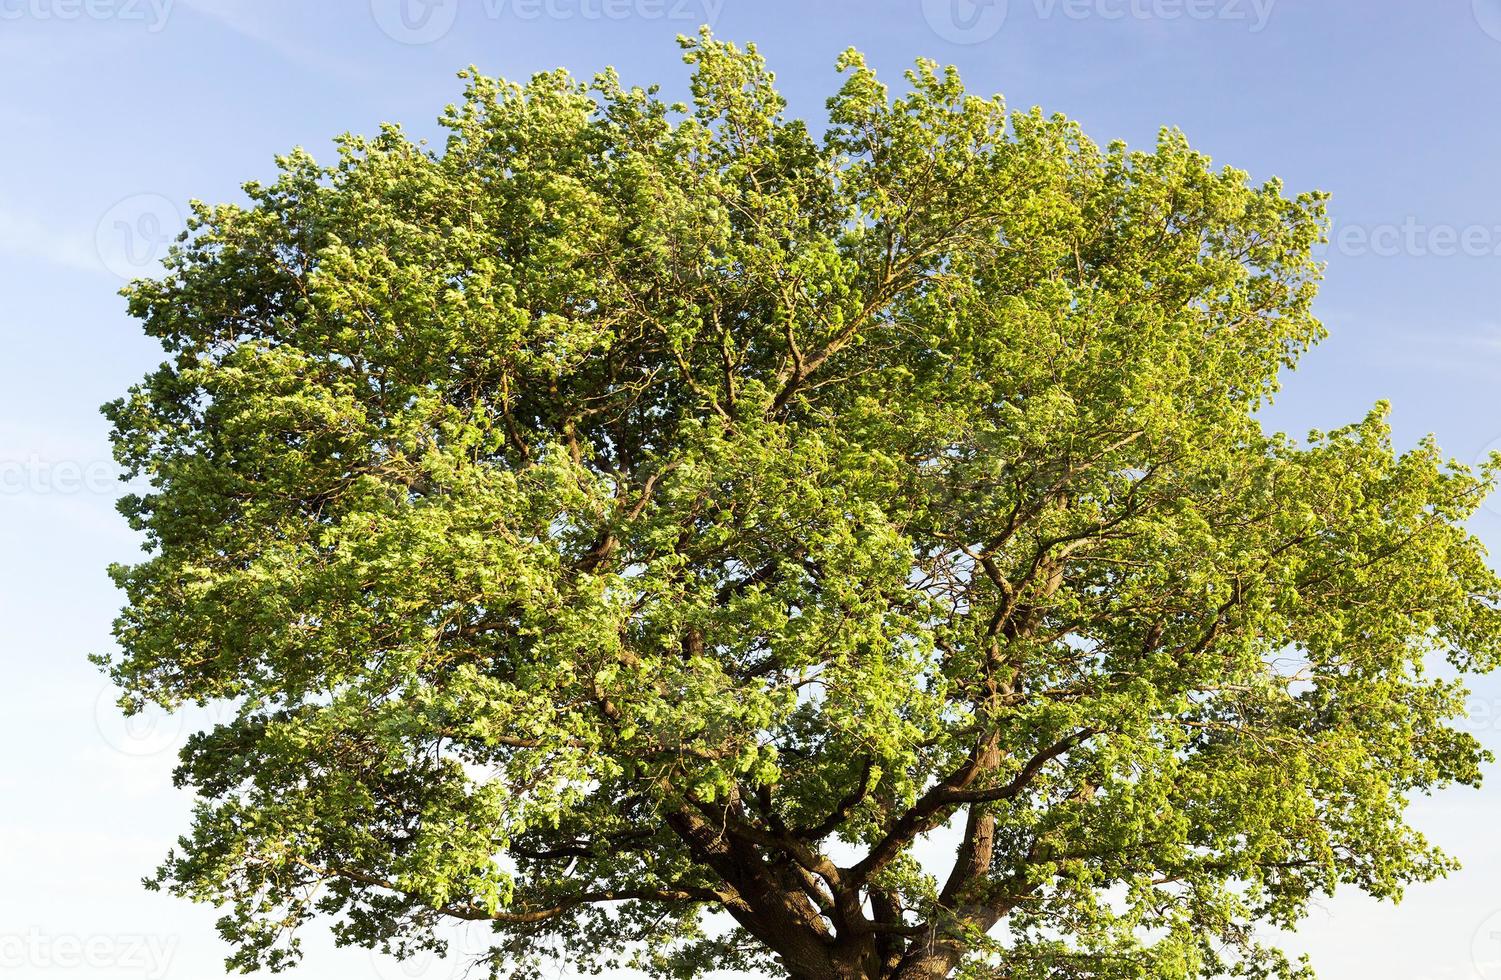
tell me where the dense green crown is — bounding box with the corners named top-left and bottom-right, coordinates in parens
top-left (103, 32), bottom-right (1501, 980)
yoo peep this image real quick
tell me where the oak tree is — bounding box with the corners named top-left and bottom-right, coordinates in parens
top-left (102, 32), bottom-right (1501, 980)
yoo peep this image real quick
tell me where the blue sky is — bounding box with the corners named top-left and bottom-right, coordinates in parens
top-left (3, 1), bottom-right (1501, 977)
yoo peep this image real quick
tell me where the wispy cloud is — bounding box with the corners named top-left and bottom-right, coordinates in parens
top-left (1312, 311), bottom-right (1501, 377)
top-left (175, 0), bottom-right (373, 83)
top-left (0, 206), bottom-right (104, 274)
top-left (1466, 322), bottom-right (1501, 354)
top-left (1389, 321), bottom-right (1501, 374)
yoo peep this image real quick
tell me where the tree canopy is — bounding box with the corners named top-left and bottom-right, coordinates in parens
top-left (101, 32), bottom-right (1501, 980)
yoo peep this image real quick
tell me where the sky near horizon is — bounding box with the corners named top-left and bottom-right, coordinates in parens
top-left (4, 1), bottom-right (1501, 977)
